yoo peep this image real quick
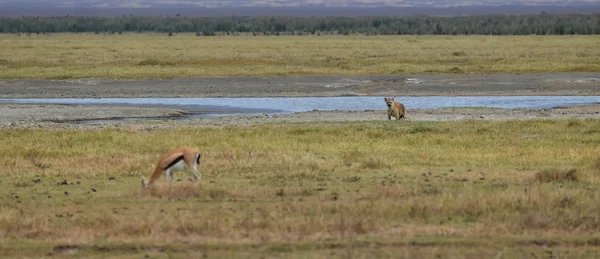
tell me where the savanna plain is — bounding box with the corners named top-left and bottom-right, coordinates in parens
top-left (0, 34), bottom-right (600, 79)
top-left (1, 34), bottom-right (600, 258)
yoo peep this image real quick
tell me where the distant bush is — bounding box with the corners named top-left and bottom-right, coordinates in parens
top-left (535, 168), bottom-right (578, 183)
top-left (137, 59), bottom-right (175, 66)
top-left (1, 14), bottom-right (599, 35)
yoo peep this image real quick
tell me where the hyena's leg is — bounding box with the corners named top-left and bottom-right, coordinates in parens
top-left (387, 114), bottom-right (392, 120)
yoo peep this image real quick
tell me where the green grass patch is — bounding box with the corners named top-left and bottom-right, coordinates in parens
top-left (2, 119), bottom-right (600, 256)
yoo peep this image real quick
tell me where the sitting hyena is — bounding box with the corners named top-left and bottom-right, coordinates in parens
top-left (384, 97), bottom-right (406, 120)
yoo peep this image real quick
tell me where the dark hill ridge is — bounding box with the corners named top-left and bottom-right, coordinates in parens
top-left (1, 0), bottom-right (599, 8)
top-left (1, 6), bottom-right (600, 17)
top-left (0, 0), bottom-right (600, 17)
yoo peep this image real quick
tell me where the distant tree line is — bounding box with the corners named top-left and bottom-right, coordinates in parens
top-left (0, 14), bottom-right (599, 35)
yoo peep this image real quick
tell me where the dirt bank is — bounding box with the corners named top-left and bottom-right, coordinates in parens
top-left (0, 103), bottom-right (187, 125)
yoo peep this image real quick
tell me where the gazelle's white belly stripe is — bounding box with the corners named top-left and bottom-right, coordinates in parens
top-left (168, 160), bottom-right (187, 171)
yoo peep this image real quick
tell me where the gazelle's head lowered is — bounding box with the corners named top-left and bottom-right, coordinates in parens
top-left (141, 147), bottom-right (202, 189)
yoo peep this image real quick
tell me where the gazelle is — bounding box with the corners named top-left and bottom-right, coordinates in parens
top-left (141, 147), bottom-right (202, 188)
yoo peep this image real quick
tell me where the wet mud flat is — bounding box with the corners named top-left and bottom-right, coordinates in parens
top-left (0, 72), bottom-right (599, 98)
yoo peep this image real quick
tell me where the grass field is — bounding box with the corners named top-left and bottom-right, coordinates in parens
top-left (2, 119), bottom-right (600, 257)
top-left (0, 33), bottom-right (599, 79)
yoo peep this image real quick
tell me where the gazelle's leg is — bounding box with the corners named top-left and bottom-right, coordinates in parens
top-left (192, 153), bottom-right (201, 182)
top-left (192, 166), bottom-right (200, 182)
top-left (165, 168), bottom-right (175, 183)
top-left (187, 166), bottom-right (200, 182)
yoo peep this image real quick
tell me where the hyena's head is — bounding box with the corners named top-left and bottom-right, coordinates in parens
top-left (384, 97), bottom-right (394, 108)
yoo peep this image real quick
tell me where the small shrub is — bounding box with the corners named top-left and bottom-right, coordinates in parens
top-left (584, 128), bottom-right (600, 134)
top-left (593, 158), bottom-right (600, 171)
top-left (448, 66), bottom-right (463, 73)
top-left (14, 181), bottom-right (34, 188)
top-left (452, 51), bottom-right (467, 56)
top-left (137, 59), bottom-right (175, 66)
top-left (534, 168), bottom-right (578, 183)
top-left (273, 188), bottom-right (314, 197)
top-left (206, 188), bottom-right (230, 199)
top-left (567, 119), bottom-right (583, 127)
top-left (141, 184), bottom-right (230, 200)
top-left (360, 158), bottom-right (390, 170)
top-left (275, 189), bottom-right (285, 197)
top-left (342, 151), bottom-right (363, 166)
top-left (49, 75), bottom-right (74, 80)
top-left (342, 176), bottom-right (361, 182)
top-left (288, 128), bottom-right (320, 135)
top-left (410, 126), bottom-right (434, 134)
top-left (143, 184), bottom-right (202, 199)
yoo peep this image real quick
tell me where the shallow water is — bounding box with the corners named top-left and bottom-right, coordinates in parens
top-left (1, 96), bottom-right (600, 116)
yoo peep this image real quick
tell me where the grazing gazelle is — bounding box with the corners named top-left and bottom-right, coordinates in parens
top-left (141, 147), bottom-right (201, 188)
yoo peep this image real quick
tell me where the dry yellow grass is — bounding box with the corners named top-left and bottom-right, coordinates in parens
top-left (0, 33), bottom-right (599, 79)
top-left (2, 119), bottom-right (600, 257)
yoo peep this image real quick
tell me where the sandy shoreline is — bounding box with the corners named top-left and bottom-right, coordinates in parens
top-left (2, 103), bottom-right (600, 130)
top-left (1, 73), bottom-right (599, 129)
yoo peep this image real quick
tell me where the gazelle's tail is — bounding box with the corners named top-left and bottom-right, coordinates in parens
top-left (141, 176), bottom-right (147, 189)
